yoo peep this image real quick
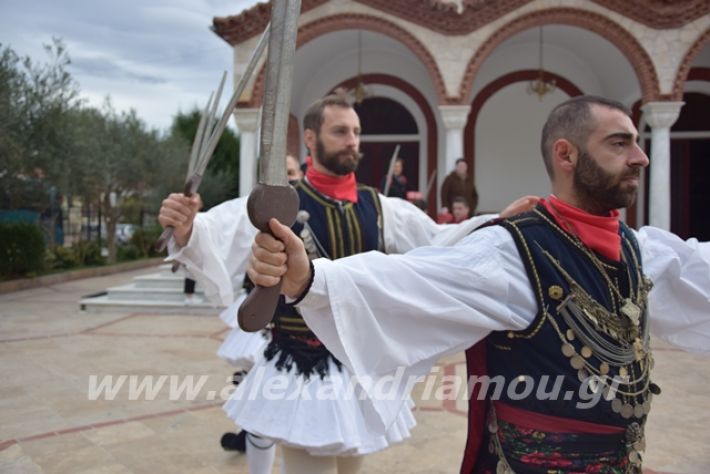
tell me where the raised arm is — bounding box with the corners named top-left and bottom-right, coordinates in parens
top-left (158, 192), bottom-right (203, 247)
top-left (159, 195), bottom-right (257, 305)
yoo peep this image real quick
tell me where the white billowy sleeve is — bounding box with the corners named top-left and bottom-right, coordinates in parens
top-left (379, 195), bottom-right (498, 252)
top-left (166, 197), bottom-right (257, 306)
top-left (636, 227), bottom-right (710, 353)
top-left (298, 225), bottom-right (536, 432)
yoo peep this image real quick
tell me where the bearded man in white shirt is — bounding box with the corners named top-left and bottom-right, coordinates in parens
top-left (248, 95), bottom-right (710, 474)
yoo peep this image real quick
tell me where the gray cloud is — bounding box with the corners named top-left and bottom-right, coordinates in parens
top-left (0, 0), bottom-right (262, 130)
top-left (70, 56), bottom-right (167, 84)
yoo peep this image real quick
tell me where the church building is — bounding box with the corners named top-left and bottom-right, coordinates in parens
top-left (212, 0), bottom-right (710, 239)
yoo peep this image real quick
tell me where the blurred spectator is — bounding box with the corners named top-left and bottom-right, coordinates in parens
top-left (440, 158), bottom-right (478, 214)
top-left (381, 157), bottom-right (408, 199)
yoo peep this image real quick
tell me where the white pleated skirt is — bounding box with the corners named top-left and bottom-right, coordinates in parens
top-left (223, 357), bottom-right (416, 456)
top-left (217, 327), bottom-right (270, 370)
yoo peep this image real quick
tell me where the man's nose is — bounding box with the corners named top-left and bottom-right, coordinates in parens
top-left (630, 142), bottom-right (649, 168)
top-left (345, 131), bottom-right (359, 147)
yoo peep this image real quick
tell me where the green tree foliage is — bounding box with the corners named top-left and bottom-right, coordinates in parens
top-left (170, 108), bottom-right (240, 209)
top-left (0, 222), bottom-right (46, 277)
top-left (0, 39), bottom-right (80, 211)
top-left (0, 40), bottom-right (188, 264)
top-left (68, 101), bottom-right (189, 262)
top-left (0, 39), bottom-right (246, 267)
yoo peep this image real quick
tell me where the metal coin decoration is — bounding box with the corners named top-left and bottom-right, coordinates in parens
top-left (621, 298), bottom-right (641, 326)
top-left (570, 355), bottom-right (585, 370)
top-left (548, 285), bottom-right (564, 300)
top-left (562, 343), bottom-right (575, 357)
top-left (580, 345), bottom-right (593, 358)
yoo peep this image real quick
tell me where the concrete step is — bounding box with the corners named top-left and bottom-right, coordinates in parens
top-left (79, 294), bottom-right (222, 315)
top-left (78, 263), bottom-right (216, 314)
top-left (132, 273), bottom-right (203, 290)
top-left (105, 284), bottom-right (206, 302)
top-left (157, 263), bottom-right (189, 277)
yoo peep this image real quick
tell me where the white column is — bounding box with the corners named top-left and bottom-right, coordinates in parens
top-left (233, 108), bottom-right (261, 197)
top-left (641, 101), bottom-right (683, 231)
top-left (438, 105), bottom-right (471, 175)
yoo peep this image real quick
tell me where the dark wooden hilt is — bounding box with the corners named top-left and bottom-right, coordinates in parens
top-left (238, 183), bottom-right (299, 332)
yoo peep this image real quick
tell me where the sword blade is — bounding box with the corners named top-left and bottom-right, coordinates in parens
top-left (258, 0), bottom-right (300, 186)
top-left (195, 23), bottom-right (271, 178)
top-left (188, 92), bottom-right (213, 178)
top-left (198, 71), bottom-right (227, 160)
top-left (155, 24), bottom-right (270, 254)
top-left (238, 0), bottom-right (302, 332)
top-left (382, 144), bottom-right (400, 196)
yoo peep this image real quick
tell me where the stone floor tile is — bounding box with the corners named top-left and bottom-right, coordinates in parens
top-left (1, 266), bottom-right (708, 473)
top-left (82, 421), bottom-right (156, 447)
top-left (0, 444), bottom-right (44, 474)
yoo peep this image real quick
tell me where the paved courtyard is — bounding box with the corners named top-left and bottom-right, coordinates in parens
top-left (0, 267), bottom-right (708, 473)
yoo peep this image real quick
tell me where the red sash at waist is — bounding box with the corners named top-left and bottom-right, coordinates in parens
top-left (494, 401), bottom-right (625, 435)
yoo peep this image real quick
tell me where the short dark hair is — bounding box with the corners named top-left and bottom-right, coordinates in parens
top-left (540, 95), bottom-right (629, 178)
top-left (303, 89), bottom-right (352, 135)
top-left (455, 158), bottom-right (466, 165)
top-left (452, 196), bottom-right (468, 206)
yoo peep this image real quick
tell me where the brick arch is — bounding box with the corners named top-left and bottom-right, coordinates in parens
top-left (671, 27), bottom-right (710, 101)
top-left (458, 8), bottom-right (661, 104)
top-left (463, 70), bottom-right (583, 182)
top-left (244, 13), bottom-right (447, 108)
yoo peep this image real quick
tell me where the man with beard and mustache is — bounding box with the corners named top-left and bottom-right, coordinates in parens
top-left (158, 92), bottom-right (537, 474)
top-left (247, 95), bottom-right (710, 473)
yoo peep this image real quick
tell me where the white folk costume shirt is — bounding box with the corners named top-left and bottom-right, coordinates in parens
top-left (165, 193), bottom-right (500, 453)
top-left (297, 224), bottom-right (710, 434)
top-left (167, 194), bottom-right (499, 307)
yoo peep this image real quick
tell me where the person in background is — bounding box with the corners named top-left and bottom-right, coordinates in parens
top-left (286, 154), bottom-right (304, 183)
top-left (451, 196), bottom-right (472, 222)
top-left (441, 157), bottom-right (478, 215)
top-left (380, 157), bottom-right (408, 199)
top-left (183, 277), bottom-right (197, 303)
top-left (247, 95), bottom-right (710, 474)
top-left (438, 196), bottom-right (472, 224)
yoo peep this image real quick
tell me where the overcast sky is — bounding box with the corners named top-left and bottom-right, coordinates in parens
top-left (1, 0), bottom-right (262, 132)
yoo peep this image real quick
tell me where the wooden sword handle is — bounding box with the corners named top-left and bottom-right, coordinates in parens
top-left (237, 183), bottom-right (299, 332)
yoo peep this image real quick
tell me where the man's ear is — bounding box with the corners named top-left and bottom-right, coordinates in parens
top-left (303, 128), bottom-right (316, 152)
top-left (552, 138), bottom-right (577, 174)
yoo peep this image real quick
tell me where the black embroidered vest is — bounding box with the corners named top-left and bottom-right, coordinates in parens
top-left (464, 205), bottom-right (655, 473)
top-left (489, 206), bottom-right (652, 424)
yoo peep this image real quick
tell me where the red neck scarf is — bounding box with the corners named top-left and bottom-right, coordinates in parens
top-left (305, 156), bottom-right (358, 203)
top-left (542, 195), bottom-right (621, 261)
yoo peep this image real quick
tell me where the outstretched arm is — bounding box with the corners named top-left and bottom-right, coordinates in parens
top-left (638, 227), bottom-right (710, 353)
